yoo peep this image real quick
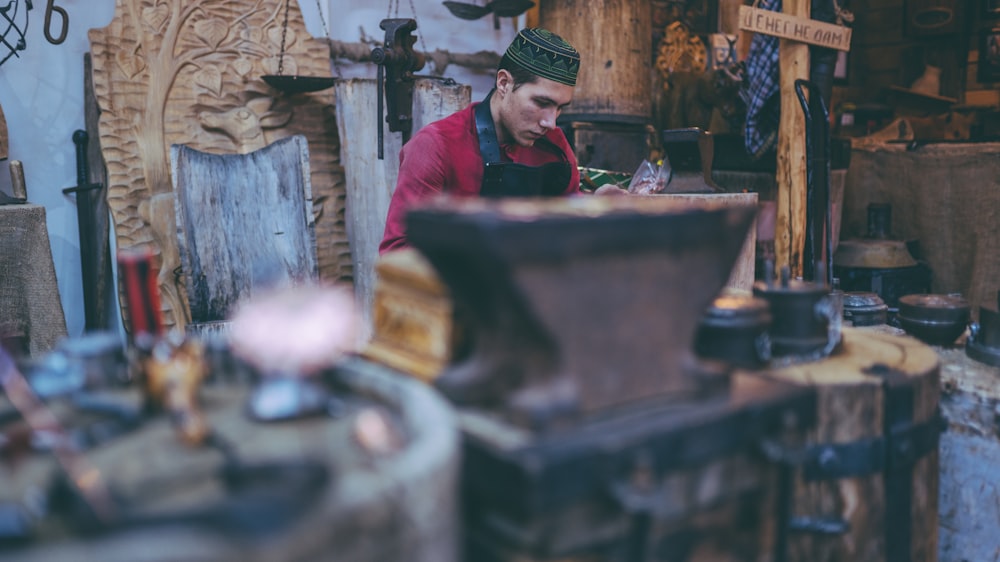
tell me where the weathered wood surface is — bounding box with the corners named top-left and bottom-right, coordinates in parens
top-left (753, 328), bottom-right (940, 562)
top-left (1, 358), bottom-right (459, 561)
top-left (738, 6), bottom-right (853, 51)
top-left (774, 0), bottom-right (810, 277)
top-left (89, 0), bottom-right (348, 331)
top-left (334, 78), bottom-right (470, 343)
top-left (539, 0), bottom-right (651, 122)
top-left (83, 53), bottom-right (113, 331)
top-left (171, 135), bottom-right (316, 323)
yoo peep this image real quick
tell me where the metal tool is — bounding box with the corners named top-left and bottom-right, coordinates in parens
top-left (371, 18), bottom-right (425, 159)
top-left (62, 130), bottom-right (104, 332)
top-left (0, 0), bottom-right (30, 67)
top-left (967, 290), bottom-right (1000, 366)
top-left (795, 79), bottom-right (833, 286)
top-left (406, 197), bottom-right (756, 428)
top-left (42, 0), bottom-right (66, 45)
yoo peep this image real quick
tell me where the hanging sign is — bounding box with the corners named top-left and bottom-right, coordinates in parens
top-left (739, 5), bottom-right (853, 51)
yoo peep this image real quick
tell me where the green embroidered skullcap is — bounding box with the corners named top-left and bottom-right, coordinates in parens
top-left (501, 28), bottom-right (580, 86)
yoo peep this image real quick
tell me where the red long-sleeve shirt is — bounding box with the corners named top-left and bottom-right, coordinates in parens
top-left (378, 102), bottom-right (580, 253)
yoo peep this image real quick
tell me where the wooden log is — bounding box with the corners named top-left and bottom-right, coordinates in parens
top-left (538, 0), bottom-right (652, 124)
top-left (752, 328), bottom-right (940, 561)
top-left (775, 0), bottom-right (810, 277)
top-left (334, 78), bottom-right (470, 344)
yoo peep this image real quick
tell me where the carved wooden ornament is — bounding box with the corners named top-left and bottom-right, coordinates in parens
top-left (89, 0), bottom-right (349, 330)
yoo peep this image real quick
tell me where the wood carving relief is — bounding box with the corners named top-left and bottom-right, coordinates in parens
top-left (89, 0), bottom-right (349, 330)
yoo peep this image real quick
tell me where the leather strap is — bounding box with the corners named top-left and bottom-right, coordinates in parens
top-left (475, 90), bottom-right (502, 164)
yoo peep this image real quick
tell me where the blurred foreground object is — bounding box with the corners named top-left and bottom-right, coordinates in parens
top-left (229, 284), bottom-right (359, 377)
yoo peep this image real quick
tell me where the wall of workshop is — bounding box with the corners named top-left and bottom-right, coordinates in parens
top-left (0, 0), bottom-right (519, 340)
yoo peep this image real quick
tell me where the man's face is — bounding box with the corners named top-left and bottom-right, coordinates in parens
top-left (495, 71), bottom-right (574, 148)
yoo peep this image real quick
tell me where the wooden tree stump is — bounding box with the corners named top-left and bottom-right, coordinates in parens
top-left (754, 327), bottom-right (940, 562)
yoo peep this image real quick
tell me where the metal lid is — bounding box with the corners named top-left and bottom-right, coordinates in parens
top-left (843, 291), bottom-right (888, 312)
top-left (701, 294), bottom-right (772, 328)
top-left (898, 293), bottom-right (970, 322)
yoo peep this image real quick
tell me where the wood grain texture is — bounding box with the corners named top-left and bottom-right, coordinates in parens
top-left (539, 0), bottom-right (652, 121)
top-left (334, 78), bottom-right (470, 342)
top-left (89, 0), bottom-right (348, 331)
top-left (775, 0), bottom-right (810, 277)
top-left (755, 328), bottom-right (940, 562)
top-left (171, 135), bottom-right (316, 323)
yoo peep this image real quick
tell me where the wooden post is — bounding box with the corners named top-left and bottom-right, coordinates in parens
top-left (775, 0), bottom-right (810, 277)
top-left (334, 78), bottom-right (470, 344)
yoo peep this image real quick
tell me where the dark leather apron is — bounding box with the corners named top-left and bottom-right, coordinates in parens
top-left (474, 90), bottom-right (571, 198)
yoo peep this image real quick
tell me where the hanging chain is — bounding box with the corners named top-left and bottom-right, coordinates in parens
top-left (314, 0), bottom-right (342, 77)
top-left (386, 0), bottom-right (399, 19)
top-left (407, 0), bottom-right (428, 56)
top-left (277, 0), bottom-right (291, 76)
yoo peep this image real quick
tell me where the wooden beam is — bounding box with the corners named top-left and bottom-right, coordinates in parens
top-left (775, 0), bottom-right (810, 277)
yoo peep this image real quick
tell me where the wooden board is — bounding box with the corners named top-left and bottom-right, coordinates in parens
top-left (171, 135), bottom-right (317, 323)
top-left (751, 328), bottom-right (940, 561)
top-left (739, 6), bottom-right (853, 51)
top-left (89, 0), bottom-right (347, 331)
top-left (334, 78), bottom-right (470, 344)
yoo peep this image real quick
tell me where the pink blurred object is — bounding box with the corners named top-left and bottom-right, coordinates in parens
top-left (228, 284), bottom-right (360, 376)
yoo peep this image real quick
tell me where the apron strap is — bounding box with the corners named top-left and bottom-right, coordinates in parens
top-left (475, 90), bottom-right (502, 164)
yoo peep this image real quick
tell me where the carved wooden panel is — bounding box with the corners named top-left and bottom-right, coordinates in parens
top-left (89, 0), bottom-right (348, 330)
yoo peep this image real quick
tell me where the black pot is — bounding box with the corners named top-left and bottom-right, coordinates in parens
top-left (753, 278), bottom-right (835, 358)
top-left (897, 294), bottom-right (969, 346)
top-left (695, 294), bottom-right (772, 369)
top-left (842, 292), bottom-right (888, 326)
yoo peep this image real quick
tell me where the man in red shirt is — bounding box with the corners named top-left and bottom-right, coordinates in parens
top-left (379, 28), bottom-right (583, 253)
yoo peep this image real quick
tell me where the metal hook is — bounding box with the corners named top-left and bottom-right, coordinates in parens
top-left (43, 0), bottom-right (67, 45)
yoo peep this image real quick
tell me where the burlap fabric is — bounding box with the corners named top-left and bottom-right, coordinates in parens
top-left (0, 204), bottom-right (67, 356)
top-left (843, 143), bottom-right (1000, 316)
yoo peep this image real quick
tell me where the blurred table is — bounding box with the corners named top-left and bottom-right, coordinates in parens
top-left (0, 203), bottom-right (67, 356)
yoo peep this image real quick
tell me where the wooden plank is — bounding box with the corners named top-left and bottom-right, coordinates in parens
top-left (83, 53), bottom-right (112, 331)
top-left (334, 78), bottom-right (470, 344)
top-left (739, 5), bottom-right (853, 51)
top-left (171, 135), bottom-right (317, 324)
top-left (775, 0), bottom-right (811, 277)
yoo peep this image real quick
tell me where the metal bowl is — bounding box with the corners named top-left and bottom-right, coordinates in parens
top-left (443, 1), bottom-right (489, 20)
top-left (897, 293), bottom-right (969, 346)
